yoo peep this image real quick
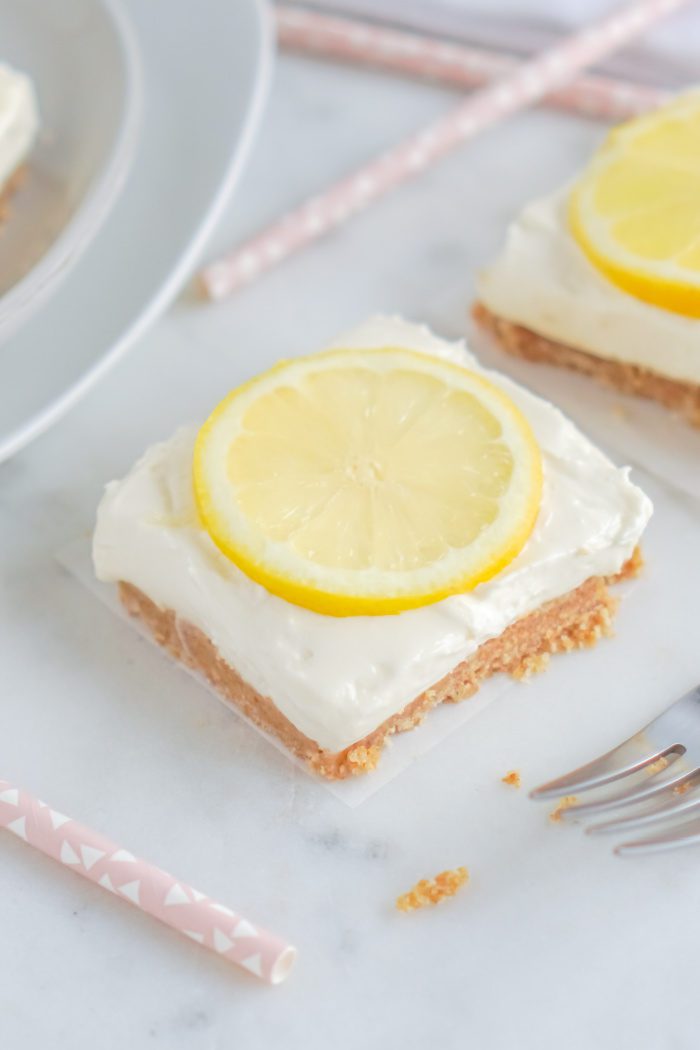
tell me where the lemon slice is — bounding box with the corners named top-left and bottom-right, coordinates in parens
top-left (570, 91), bottom-right (700, 317)
top-left (193, 347), bottom-right (542, 616)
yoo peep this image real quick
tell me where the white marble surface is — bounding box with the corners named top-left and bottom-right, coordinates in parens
top-left (3, 10), bottom-right (700, 1049)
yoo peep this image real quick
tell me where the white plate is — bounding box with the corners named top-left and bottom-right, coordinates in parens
top-left (0, 0), bottom-right (272, 462)
top-left (0, 0), bottom-right (142, 342)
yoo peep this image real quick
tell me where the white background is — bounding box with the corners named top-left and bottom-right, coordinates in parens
top-left (3, 3), bottom-right (700, 1047)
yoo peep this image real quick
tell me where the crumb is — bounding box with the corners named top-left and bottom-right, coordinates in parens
top-left (673, 781), bottom-right (691, 795)
top-left (501, 770), bottom-right (521, 788)
top-left (611, 402), bottom-right (631, 421)
top-left (512, 651), bottom-right (550, 680)
top-left (549, 795), bottom-right (578, 822)
top-left (345, 744), bottom-right (381, 776)
top-left (646, 756), bottom-right (669, 776)
top-left (621, 546), bottom-right (644, 578)
top-left (396, 867), bottom-right (469, 912)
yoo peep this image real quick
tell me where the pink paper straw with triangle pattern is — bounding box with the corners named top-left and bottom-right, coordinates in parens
top-left (276, 5), bottom-right (669, 121)
top-left (0, 779), bottom-right (296, 984)
top-left (199, 0), bottom-right (688, 301)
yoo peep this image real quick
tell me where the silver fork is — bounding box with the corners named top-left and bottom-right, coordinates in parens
top-left (530, 684), bottom-right (700, 855)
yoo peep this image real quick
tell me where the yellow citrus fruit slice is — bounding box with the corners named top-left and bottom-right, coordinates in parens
top-left (570, 91), bottom-right (700, 317)
top-left (193, 347), bottom-right (542, 616)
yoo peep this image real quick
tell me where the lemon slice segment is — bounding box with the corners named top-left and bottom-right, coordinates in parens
top-left (570, 91), bottom-right (700, 317)
top-left (193, 347), bottom-right (542, 616)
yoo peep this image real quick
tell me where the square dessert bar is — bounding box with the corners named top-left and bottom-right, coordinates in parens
top-left (0, 63), bottom-right (38, 219)
top-left (474, 190), bottom-right (700, 428)
top-left (94, 318), bottom-right (651, 779)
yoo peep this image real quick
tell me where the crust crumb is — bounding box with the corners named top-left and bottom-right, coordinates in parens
top-left (512, 651), bottom-right (550, 680)
top-left (396, 867), bottom-right (469, 912)
top-left (646, 756), bottom-right (669, 776)
top-left (673, 780), bottom-right (691, 795)
top-left (616, 545), bottom-right (644, 580)
top-left (501, 770), bottom-right (521, 788)
top-left (345, 744), bottom-right (381, 776)
top-left (549, 795), bottom-right (578, 822)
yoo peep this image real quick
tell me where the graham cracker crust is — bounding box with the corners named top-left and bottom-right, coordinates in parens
top-left (473, 302), bottom-right (700, 429)
top-left (118, 548), bottom-right (641, 780)
top-left (0, 165), bottom-right (27, 225)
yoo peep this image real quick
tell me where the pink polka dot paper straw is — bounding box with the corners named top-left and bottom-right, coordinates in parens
top-left (199, 0), bottom-right (688, 302)
top-left (276, 5), bottom-right (670, 122)
top-left (0, 779), bottom-right (296, 985)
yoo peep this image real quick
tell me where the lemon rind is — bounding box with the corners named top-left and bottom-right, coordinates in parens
top-left (569, 92), bottom-right (700, 318)
top-left (193, 347), bottom-right (543, 617)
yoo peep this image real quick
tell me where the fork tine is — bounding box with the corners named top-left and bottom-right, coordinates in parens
top-left (559, 767), bottom-right (699, 818)
top-left (531, 685), bottom-right (700, 854)
top-left (529, 739), bottom-right (683, 800)
top-left (616, 814), bottom-right (700, 855)
top-left (586, 786), bottom-right (700, 836)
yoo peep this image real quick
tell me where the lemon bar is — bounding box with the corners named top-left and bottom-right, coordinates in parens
top-left (0, 63), bottom-right (38, 217)
top-left (93, 317), bottom-right (651, 779)
top-left (475, 93), bottom-right (700, 428)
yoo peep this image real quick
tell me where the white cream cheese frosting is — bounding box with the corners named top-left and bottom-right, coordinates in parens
top-left (0, 64), bottom-right (38, 191)
top-left (93, 317), bottom-right (652, 752)
top-left (478, 188), bottom-right (700, 386)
